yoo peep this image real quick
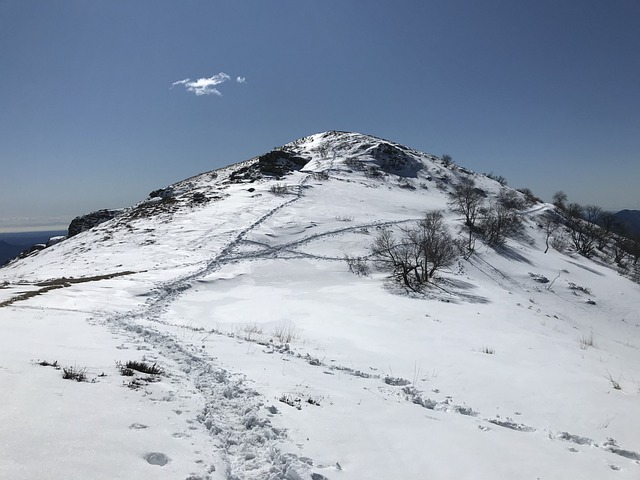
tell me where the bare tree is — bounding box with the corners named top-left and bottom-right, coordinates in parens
top-left (371, 211), bottom-right (457, 289)
top-left (441, 154), bottom-right (453, 167)
top-left (498, 189), bottom-right (525, 211)
top-left (612, 236), bottom-right (629, 265)
top-left (552, 191), bottom-right (568, 211)
top-left (411, 211), bottom-right (457, 281)
top-left (517, 187), bottom-right (541, 206)
top-left (565, 203), bottom-right (600, 257)
top-left (371, 229), bottom-right (417, 288)
top-left (624, 234), bottom-right (640, 265)
top-left (596, 211), bottom-right (618, 250)
top-left (449, 178), bottom-right (484, 228)
top-left (480, 202), bottom-right (523, 247)
top-left (541, 212), bottom-right (560, 253)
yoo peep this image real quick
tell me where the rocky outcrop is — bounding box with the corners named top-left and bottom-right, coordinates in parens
top-left (67, 209), bottom-right (123, 237)
top-left (229, 150), bottom-right (310, 183)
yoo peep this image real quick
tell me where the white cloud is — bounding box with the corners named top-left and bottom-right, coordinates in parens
top-left (172, 73), bottom-right (232, 96)
top-left (236, 76), bottom-right (246, 84)
top-left (171, 78), bottom-right (190, 87)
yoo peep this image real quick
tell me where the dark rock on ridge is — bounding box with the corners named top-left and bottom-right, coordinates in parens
top-left (68, 209), bottom-right (123, 237)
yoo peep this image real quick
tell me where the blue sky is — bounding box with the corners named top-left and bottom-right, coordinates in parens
top-left (1, 0), bottom-right (639, 231)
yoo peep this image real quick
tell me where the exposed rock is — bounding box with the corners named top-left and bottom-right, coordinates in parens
top-left (68, 209), bottom-right (123, 237)
top-left (148, 187), bottom-right (176, 200)
top-left (229, 150), bottom-right (310, 183)
top-left (46, 236), bottom-right (66, 247)
top-left (367, 142), bottom-right (423, 177)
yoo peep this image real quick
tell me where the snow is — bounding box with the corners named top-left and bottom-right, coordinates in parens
top-left (1, 131), bottom-right (639, 479)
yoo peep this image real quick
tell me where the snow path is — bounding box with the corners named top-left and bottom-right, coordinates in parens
top-left (91, 173), bottom-right (321, 479)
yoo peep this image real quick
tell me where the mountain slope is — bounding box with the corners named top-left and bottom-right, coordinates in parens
top-left (614, 209), bottom-right (640, 235)
top-left (1, 131), bottom-right (639, 480)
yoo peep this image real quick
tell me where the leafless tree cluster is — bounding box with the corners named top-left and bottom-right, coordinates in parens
top-left (448, 178), bottom-right (525, 251)
top-left (552, 193), bottom-right (640, 280)
top-left (480, 201), bottom-right (523, 247)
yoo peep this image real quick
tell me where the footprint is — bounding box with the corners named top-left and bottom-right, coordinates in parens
top-left (144, 452), bottom-right (170, 466)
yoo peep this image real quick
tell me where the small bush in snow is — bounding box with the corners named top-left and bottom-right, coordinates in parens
top-left (116, 361), bottom-right (134, 376)
top-left (344, 255), bottom-right (371, 277)
top-left (606, 370), bottom-right (622, 390)
top-left (528, 272), bottom-right (549, 283)
top-left (120, 360), bottom-right (164, 376)
top-left (480, 346), bottom-right (495, 355)
top-left (279, 394), bottom-right (302, 409)
top-left (239, 323), bottom-right (264, 342)
top-left (269, 184), bottom-right (289, 196)
top-left (578, 331), bottom-right (596, 350)
top-left (272, 323), bottom-right (299, 344)
top-left (62, 365), bottom-right (88, 382)
top-left (551, 233), bottom-right (568, 252)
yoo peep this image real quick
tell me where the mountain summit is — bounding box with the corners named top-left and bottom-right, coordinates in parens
top-left (1, 132), bottom-right (639, 479)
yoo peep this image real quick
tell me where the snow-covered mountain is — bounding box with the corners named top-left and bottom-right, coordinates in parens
top-left (1, 131), bottom-right (639, 480)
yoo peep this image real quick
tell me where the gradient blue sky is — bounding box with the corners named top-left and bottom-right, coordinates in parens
top-left (1, 0), bottom-right (639, 231)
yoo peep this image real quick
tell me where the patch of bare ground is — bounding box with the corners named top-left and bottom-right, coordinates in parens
top-left (0, 271), bottom-right (137, 308)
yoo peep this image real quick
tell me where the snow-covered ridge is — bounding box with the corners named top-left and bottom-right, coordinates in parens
top-left (1, 131), bottom-right (639, 479)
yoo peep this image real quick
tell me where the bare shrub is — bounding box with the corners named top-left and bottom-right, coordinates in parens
top-left (551, 233), bottom-right (568, 252)
top-left (449, 178), bottom-right (484, 228)
top-left (606, 370), bottom-right (622, 390)
top-left (240, 323), bottom-right (264, 341)
top-left (62, 365), bottom-right (88, 382)
top-left (552, 191), bottom-right (568, 211)
top-left (269, 184), bottom-right (289, 196)
top-left (120, 360), bottom-right (163, 375)
top-left (485, 172), bottom-right (507, 186)
top-left (344, 255), bottom-right (371, 276)
top-left (517, 187), bottom-right (541, 205)
top-left (565, 203), bottom-right (601, 257)
top-left (578, 331), bottom-right (596, 350)
top-left (273, 323), bottom-right (299, 344)
top-left (479, 202), bottom-right (523, 247)
top-left (371, 211), bottom-right (457, 289)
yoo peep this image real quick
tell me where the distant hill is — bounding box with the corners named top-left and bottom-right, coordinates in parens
top-left (0, 240), bottom-right (23, 265)
top-left (614, 209), bottom-right (640, 236)
top-left (0, 230), bottom-right (66, 265)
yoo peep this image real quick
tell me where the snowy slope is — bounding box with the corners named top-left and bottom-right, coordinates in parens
top-left (1, 131), bottom-right (639, 479)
